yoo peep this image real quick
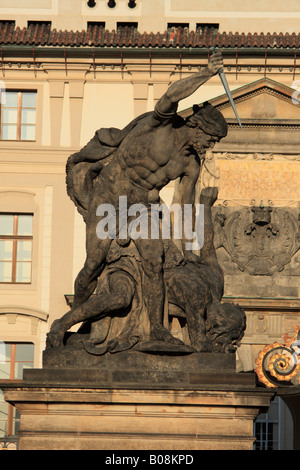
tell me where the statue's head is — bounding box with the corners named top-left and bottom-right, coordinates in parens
top-left (206, 301), bottom-right (246, 353)
top-left (186, 102), bottom-right (228, 138)
top-left (186, 102), bottom-right (227, 156)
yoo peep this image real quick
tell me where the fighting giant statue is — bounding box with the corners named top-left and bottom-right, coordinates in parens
top-left (47, 52), bottom-right (246, 355)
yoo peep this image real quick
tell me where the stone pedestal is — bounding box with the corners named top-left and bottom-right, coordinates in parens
top-left (1, 351), bottom-right (274, 450)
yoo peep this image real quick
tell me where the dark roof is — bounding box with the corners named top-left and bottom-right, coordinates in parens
top-left (0, 22), bottom-right (299, 49)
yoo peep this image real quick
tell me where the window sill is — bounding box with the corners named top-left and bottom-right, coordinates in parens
top-left (0, 140), bottom-right (36, 143)
top-left (0, 282), bottom-right (31, 285)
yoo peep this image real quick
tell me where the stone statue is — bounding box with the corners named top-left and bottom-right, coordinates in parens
top-left (47, 52), bottom-right (245, 354)
top-left (201, 150), bottom-right (220, 188)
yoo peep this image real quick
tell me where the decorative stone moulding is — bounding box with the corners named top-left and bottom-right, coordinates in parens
top-left (255, 326), bottom-right (300, 388)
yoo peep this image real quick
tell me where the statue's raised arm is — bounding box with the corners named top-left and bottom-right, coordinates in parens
top-left (155, 51), bottom-right (223, 117)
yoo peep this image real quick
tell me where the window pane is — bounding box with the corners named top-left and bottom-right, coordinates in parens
top-left (0, 240), bottom-right (13, 261)
top-left (14, 362), bottom-right (32, 379)
top-left (1, 124), bottom-right (17, 140)
top-left (21, 109), bottom-right (36, 125)
top-left (12, 408), bottom-right (21, 437)
top-left (17, 215), bottom-right (33, 236)
top-left (0, 422), bottom-right (8, 438)
top-left (4, 92), bottom-right (18, 108)
top-left (2, 108), bottom-right (18, 124)
top-left (22, 92), bottom-right (36, 108)
top-left (0, 422), bottom-right (7, 438)
top-left (0, 261), bottom-right (12, 282)
top-left (21, 124), bottom-right (35, 141)
top-left (0, 390), bottom-right (8, 438)
top-left (14, 409), bottom-right (20, 421)
top-left (0, 363), bottom-right (11, 379)
top-left (16, 240), bottom-right (32, 261)
top-left (0, 91), bottom-right (5, 106)
top-left (0, 400), bottom-right (9, 420)
top-left (15, 343), bottom-right (34, 362)
top-left (15, 262), bottom-right (31, 282)
top-left (0, 215), bottom-right (14, 235)
top-left (0, 343), bottom-right (34, 439)
top-left (13, 418), bottom-right (21, 435)
top-left (0, 343), bottom-right (11, 363)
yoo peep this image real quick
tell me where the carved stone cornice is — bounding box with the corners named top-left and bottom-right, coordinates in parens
top-left (226, 118), bottom-right (300, 130)
top-left (217, 86), bottom-right (297, 111)
top-left (223, 296), bottom-right (300, 311)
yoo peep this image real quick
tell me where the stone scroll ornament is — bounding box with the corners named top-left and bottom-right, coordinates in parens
top-left (255, 326), bottom-right (300, 388)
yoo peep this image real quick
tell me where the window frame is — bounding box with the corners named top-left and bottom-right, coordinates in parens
top-left (116, 21), bottom-right (138, 32)
top-left (87, 21), bottom-right (105, 29)
top-left (0, 90), bottom-right (37, 142)
top-left (196, 23), bottom-right (219, 35)
top-left (167, 23), bottom-right (190, 32)
top-left (254, 395), bottom-right (280, 450)
top-left (0, 342), bottom-right (34, 437)
top-left (0, 213), bottom-right (33, 284)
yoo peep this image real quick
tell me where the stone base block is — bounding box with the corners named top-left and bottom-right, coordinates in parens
top-left (34, 350), bottom-right (241, 389)
top-left (1, 365), bottom-right (274, 450)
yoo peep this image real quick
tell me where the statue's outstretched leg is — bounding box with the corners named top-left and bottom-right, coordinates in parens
top-left (50, 236), bottom-right (113, 348)
top-left (47, 271), bottom-right (135, 348)
top-left (72, 236), bottom-right (112, 310)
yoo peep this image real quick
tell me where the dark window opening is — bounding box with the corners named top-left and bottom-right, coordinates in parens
top-left (27, 21), bottom-right (51, 29)
top-left (167, 23), bottom-right (190, 32)
top-left (87, 21), bottom-right (105, 29)
top-left (0, 21), bottom-right (15, 27)
top-left (117, 22), bottom-right (138, 32)
top-left (196, 23), bottom-right (219, 34)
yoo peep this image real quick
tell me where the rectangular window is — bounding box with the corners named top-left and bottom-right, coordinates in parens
top-left (196, 23), bottom-right (219, 34)
top-left (167, 23), bottom-right (190, 32)
top-left (27, 21), bottom-right (51, 29)
top-left (87, 21), bottom-right (105, 29)
top-left (0, 342), bottom-right (34, 439)
top-left (117, 22), bottom-right (138, 32)
top-left (254, 396), bottom-right (279, 450)
top-left (0, 91), bottom-right (37, 141)
top-left (0, 213), bottom-right (33, 283)
top-left (1, 21), bottom-right (15, 28)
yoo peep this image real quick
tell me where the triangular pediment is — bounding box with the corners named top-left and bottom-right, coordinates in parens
top-left (180, 78), bottom-right (300, 122)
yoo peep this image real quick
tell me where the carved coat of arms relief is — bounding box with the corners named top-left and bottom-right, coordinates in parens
top-left (215, 205), bottom-right (300, 276)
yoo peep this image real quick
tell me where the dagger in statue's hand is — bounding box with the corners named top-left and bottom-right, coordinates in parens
top-left (209, 47), bottom-right (242, 128)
